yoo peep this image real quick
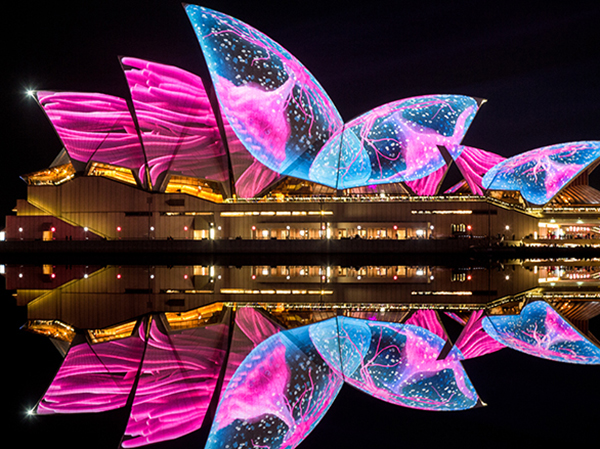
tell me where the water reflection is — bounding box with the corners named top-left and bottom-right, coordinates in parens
top-left (9, 262), bottom-right (599, 328)
top-left (9, 261), bottom-right (600, 449)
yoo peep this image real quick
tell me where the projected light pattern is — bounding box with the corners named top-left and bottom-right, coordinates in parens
top-left (453, 310), bottom-right (505, 359)
top-left (122, 57), bottom-right (281, 197)
top-left (219, 307), bottom-right (282, 398)
top-left (37, 91), bottom-right (147, 184)
top-left (451, 146), bottom-right (506, 195)
top-left (36, 322), bottom-right (146, 414)
top-left (482, 141), bottom-right (600, 204)
top-left (483, 301), bottom-right (600, 364)
top-left (38, 60), bottom-right (283, 197)
top-left (310, 95), bottom-right (478, 189)
top-left (186, 4), bottom-right (344, 182)
top-left (404, 164), bottom-right (447, 195)
top-left (34, 300), bottom-right (600, 448)
top-left (206, 324), bottom-right (343, 449)
top-left (228, 137), bottom-right (282, 198)
top-left (122, 319), bottom-right (229, 448)
top-left (122, 57), bottom-right (230, 187)
top-left (35, 6), bottom-right (599, 201)
top-left (404, 309), bottom-right (446, 340)
top-left (37, 7), bottom-right (484, 196)
top-left (311, 317), bottom-right (479, 411)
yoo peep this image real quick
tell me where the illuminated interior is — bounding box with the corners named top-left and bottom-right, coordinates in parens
top-left (21, 163), bottom-right (76, 186)
top-left (87, 162), bottom-right (138, 186)
top-left (164, 302), bottom-right (225, 330)
top-left (165, 175), bottom-right (224, 203)
top-left (87, 320), bottom-right (137, 344)
top-left (22, 319), bottom-right (76, 342)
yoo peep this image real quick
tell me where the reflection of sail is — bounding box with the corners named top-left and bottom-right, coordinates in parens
top-left (36, 319), bottom-right (147, 414)
top-left (207, 323), bottom-right (343, 449)
top-left (454, 310), bottom-right (506, 359)
top-left (219, 307), bottom-right (282, 398)
top-left (121, 315), bottom-right (230, 448)
top-left (206, 314), bottom-right (480, 449)
top-left (311, 317), bottom-right (480, 411)
top-left (483, 301), bottom-right (600, 364)
top-left (405, 309), bottom-right (447, 341)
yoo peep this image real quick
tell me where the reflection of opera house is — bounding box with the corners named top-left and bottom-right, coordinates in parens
top-left (4, 5), bottom-right (599, 245)
top-left (13, 262), bottom-right (600, 448)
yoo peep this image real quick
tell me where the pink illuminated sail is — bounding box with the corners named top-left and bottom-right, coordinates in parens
top-left (219, 307), bottom-right (282, 398)
top-left (121, 317), bottom-right (229, 448)
top-left (405, 309), bottom-right (447, 341)
top-left (404, 164), bottom-right (448, 195)
top-left (454, 310), bottom-right (505, 359)
top-left (122, 57), bottom-right (231, 188)
top-left (36, 321), bottom-right (146, 414)
top-left (37, 91), bottom-right (146, 184)
top-left (452, 145), bottom-right (506, 195)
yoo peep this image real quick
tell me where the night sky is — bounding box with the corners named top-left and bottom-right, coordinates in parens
top-left (5, 1), bottom-right (600, 448)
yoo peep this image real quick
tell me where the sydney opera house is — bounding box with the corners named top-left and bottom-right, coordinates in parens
top-left (3, 5), bottom-right (599, 244)
top-left (9, 5), bottom-right (600, 449)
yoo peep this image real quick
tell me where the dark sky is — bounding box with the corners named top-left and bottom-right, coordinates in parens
top-left (5, 1), bottom-right (600, 448)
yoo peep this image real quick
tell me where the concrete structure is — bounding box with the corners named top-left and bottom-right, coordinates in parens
top-left (4, 173), bottom-right (599, 248)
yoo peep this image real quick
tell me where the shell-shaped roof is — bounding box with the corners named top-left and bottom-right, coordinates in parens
top-left (482, 141), bottom-right (600, 205)
top-left (450, 145), bottom-right (506, 195)
top-left (186, 5), bottom-right (344, 182)
top-left (309, 95), bottom-right (478, 189)
top-left (37, 90), bottom-right (147, 184)
top-left (121, 57), bottom-right (230, 187)
top-left (37, 59), bottom-right (281, 197)
top-left (186, 5), bottom-right (481, 192)
top-left (34, 6), bottom-right (597, 203)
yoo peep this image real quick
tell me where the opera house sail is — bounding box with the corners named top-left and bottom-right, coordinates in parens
top-left (5, 4), bottom-right (600, 449)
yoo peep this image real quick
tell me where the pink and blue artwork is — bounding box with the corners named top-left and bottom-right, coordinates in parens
top-left (206, 324), bottom-right (343, 449)
top-left (482, 141), bottom-right (600, 204)
top-left (482, 301), bottom-right (600, 364)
